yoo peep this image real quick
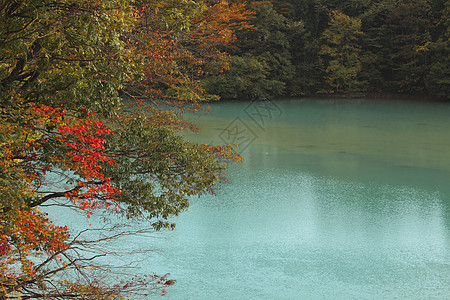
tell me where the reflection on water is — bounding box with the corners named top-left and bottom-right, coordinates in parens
top-left (152, 168), bottom-right (449, 299)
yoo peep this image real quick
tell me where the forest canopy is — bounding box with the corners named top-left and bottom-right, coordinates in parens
top-left (203, 0), bottom-right (450, 100)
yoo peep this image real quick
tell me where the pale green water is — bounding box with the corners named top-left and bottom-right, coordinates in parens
top-left (149, 98), bottom-right (450, 299)
top-left (49, 98), bottom-right (450, 299)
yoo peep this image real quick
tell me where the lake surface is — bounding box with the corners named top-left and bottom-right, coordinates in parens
top-left (51, 98), bottom-right (450, 299)
top-left (152, 98), bottom-right (450, 299)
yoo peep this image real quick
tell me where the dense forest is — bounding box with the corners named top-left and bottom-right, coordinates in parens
top-left (204, 0), bottom-right (450, 100)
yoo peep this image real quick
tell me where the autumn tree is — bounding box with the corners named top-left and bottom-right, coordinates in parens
top-left (125, 0), bottom-right (254, 104)
top-left (319, 10), bottom-right (363, 93)
top-left (0, 0), bottom-right (243, 298)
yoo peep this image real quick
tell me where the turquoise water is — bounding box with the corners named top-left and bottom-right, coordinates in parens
top-left (49, 98), bottom-right (450, 299)
top-left (150, 99), bottom-right (450, 299)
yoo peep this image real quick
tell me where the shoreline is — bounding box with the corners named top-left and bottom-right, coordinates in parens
top-left (213, 93), bottom-right (448, 103)
top-left (345, 92), bottom-right (446, 102)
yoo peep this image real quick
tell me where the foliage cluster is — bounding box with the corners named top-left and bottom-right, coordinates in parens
top-left (0, 0), bottom-right (246, 298)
